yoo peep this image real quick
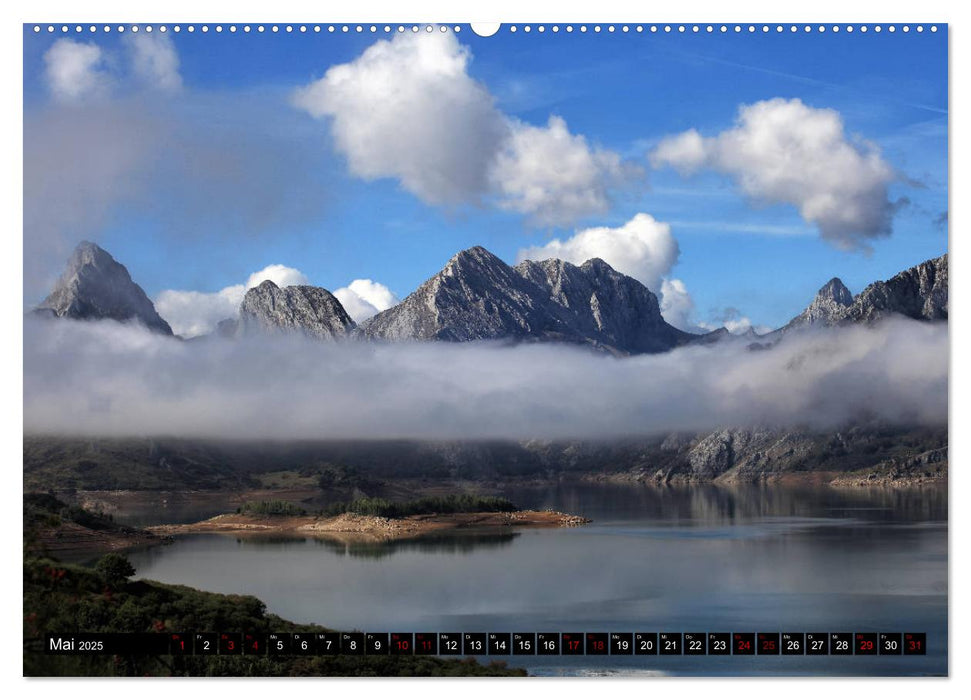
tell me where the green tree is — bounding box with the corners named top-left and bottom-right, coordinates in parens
top-left (95, 553), bottom-right (135, 587)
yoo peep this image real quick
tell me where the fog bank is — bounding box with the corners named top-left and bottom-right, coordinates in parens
top-left (23, 317), bottom-right (947, 440)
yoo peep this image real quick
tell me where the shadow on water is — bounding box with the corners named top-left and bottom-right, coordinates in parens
top-left (166, 530), bottom-right (523, 560)
top-left (308, 531), bottom-right (520, 559)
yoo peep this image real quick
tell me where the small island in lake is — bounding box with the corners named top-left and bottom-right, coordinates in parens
top-left (147, 495), bottom-right (591, 542)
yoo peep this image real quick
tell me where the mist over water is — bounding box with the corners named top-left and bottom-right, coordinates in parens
top-left (23, 316), bottom-right (947, 440)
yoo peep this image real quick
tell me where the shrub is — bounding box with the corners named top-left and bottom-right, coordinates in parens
top-left (95, 553), bottom-right (136, 587)
top-left (239, 500), bottom-right (307, 516)
top-left (323, 495), bottom-right (517, 518)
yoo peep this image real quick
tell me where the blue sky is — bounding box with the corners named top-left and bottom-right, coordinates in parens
top-left (23, 24), bottom-right (947, 333)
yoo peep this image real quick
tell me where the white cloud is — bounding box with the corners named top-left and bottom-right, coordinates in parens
top-left (156, 264), bottom-right (310, 338)
top-left (491, 116), bottom-right (629, 226)
top-left (244, 264), bottom-right (309, 290)
top-left (292, 31), bottom-right (505, 205)
top-left (43, 39), bottom-right (111, 101)
top-left (698, 308), bottom-right (773, 336)
top-left (516, 213), bottom-right (679, 294)
top-left (651, 98), bottom-right (899, 251)
top-left (24, 317), bottom-right (947, 440)
top-left (293, 31), bottom-right (630, 225)
top-left (333, 279), bottom-right (400, 322)
top-left (155, 266), bottom-right (398, 337)
top-left (651, 130), bottom-right (707, 175)
top-left (659, 278), bottom-right (696, 331)
top-left (155, 286), bottom-right (245, 338)
top-left (125, 33), bottom-right (183, 93)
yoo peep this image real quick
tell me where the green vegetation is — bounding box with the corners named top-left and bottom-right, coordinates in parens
top-left (24, 492), bottom-right (157, 559)
top-left (24, 492), bottom-right (116, 531)
top-left (23, 428), bottom-right (949, 494)
top-left (23, 437), bottom-right (261, 491)
top-left (95, 553), bottom-right (136, 587)
top-left (237, 500), bottom-right (307, 517)
top-left (316, 463), bottom-right (380, 491)
top-left (23, 554), bottom-right (524, 676)
top-left (322, 494), bottom-right (517, 518)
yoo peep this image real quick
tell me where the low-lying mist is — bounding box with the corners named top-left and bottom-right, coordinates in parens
top-left (23, 317), bottom-right (947, 440)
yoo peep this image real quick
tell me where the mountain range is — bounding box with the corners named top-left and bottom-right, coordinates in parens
top-left (31, 241), bottom-right (949, 353)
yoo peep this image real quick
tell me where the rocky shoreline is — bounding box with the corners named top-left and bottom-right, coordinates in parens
top-left (148, 509), bottom-right (591, 541)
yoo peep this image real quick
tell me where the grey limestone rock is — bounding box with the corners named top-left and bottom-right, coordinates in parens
top-left (34, 241), bottom-right (173, 335)
top-left (237, 280), bottom-right (355, 340)
top-left (361, 246), bottom-right (693, 354)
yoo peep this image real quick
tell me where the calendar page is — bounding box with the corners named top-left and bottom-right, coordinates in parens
top-left (22, 20), bottom-right (948, 679)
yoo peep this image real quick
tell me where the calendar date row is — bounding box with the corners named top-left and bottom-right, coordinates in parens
top-left (45, 632), bottom-right (926, 657)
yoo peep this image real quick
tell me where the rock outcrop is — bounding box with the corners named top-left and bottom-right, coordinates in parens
top-left (237, 280), bottom-right (355, 340)
top-left (33, 241), bottom-right (173, 335)
top-left (842, 254), bottom-right (948, 323)
top-left (360, 246), bottom-right (692, 354)
top-left (782, 254), bottom-right (947, 332)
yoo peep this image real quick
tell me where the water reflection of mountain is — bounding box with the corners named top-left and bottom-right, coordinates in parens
top-left (498, 483), bottom-right (947, 525)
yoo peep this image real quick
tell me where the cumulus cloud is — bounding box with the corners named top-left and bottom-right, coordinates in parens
top-left (659, 278), bottom-right (695, 331)
top-left (293, 30), bottom-right (631, 225)
top-left (23, 317), bottom-right (947, 440)
top-left (650, 98), bottom-right (900, 251)
top-left (517, 213), bottom-right (679, 294)
top-left (292, 30), bottom-right (505, 205)
top-left (333, 279), bottom-right (400, 322)
top-left (124, 33), bottom-right (183, 93)
top-left (155, 264), bottom-right (310, 338)
top-left (491, 116), bottom-right (628, 225)
top-left (245, 264), bottom-right (309, 289)
top-left (43, 39), bottom-right (112, 101)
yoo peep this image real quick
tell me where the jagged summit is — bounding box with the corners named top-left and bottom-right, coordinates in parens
top-left (818, 278), bottom-right (854, 305)
top-left (844, 254), bottom-right (947, 323)
top-left (786, 277), bottom-right (854, 329)
top-left (34, 241), bottom-right (173, 335)
top-left (237, 280), bottom-right (355, 340)
top-left (782, 254), bottom-right (947, 332)
top-left (361, 245), bottom-right (692, 354)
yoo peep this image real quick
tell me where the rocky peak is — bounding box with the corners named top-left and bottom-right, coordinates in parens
top-left (362, 246), bottom-right (550, 343)
top-left (237, 280), bottom-right (355, 340)
top-left (788, 277), bottom-right (854, 328)
top-left (817, 278), bottom-right (854, 306)
top-left (844, 254), bottom-right (947, 322)
top-left (362, 246), bottom-right (693, 354)
top-left (516, 256), bottom-right (682, 354)
top-left (781, 253), bottom-right (947, 332)
top-left (34, 241), bottom-right (173, 335)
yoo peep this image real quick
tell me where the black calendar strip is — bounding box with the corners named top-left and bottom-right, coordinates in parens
top-left (43, 632), bottom-right (926, 656)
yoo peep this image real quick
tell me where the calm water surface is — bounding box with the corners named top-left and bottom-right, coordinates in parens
top-left (124, 483), bottom-right (947, 676)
